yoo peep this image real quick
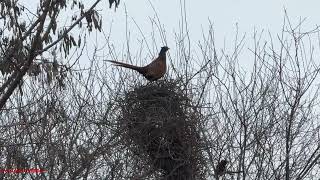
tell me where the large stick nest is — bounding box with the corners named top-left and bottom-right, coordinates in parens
top-left (116, 80), bottom-right (206, 180)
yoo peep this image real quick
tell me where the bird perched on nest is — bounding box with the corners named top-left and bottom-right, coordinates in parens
top-left (106, 46), bottom-right (169, 81)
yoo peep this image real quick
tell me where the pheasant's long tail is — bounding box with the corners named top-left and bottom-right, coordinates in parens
top-left (106, 60), bottom-right (145, 74)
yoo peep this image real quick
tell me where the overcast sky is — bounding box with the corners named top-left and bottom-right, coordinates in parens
top-left (20, 0), bottom-right (320, 67)
top-left (96, 0), bottom-right (320, 66)
top-left (119, 0), bottom-right (320, 37)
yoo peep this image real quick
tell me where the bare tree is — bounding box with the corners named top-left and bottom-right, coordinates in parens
top-left (1, 1), bottom-right (320, 179)
top-left (0, 0), bottom-right (120, 109)
top-left (195, 17), bottom-right (320, 179)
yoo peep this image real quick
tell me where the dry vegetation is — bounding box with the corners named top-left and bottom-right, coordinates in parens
top-left (116, 80), bottom-right (205, 179)
top-left (0, 1), bottom-right (320, 179)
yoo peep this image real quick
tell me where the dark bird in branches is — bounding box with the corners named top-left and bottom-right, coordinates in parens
top-left (215, 160), bottom-right (228, 179)
top-left (106, 46), bottom-right (169, 81)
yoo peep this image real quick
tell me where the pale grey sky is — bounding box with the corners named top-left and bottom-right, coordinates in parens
top-left (20, 0), bottom-right (320, 67)
top-left (120, 0), bottom-right (320, 37)
top-left (98, 0), bottom-right (320, 66)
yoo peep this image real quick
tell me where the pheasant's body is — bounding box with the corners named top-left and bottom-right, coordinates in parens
top-left (107, 46), bottom-right (169, 81)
